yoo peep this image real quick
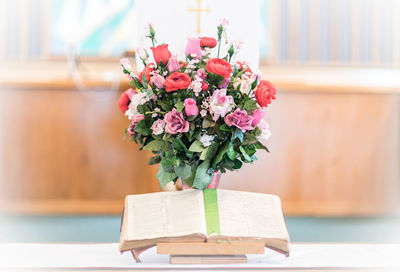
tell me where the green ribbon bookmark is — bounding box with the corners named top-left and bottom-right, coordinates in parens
top-left (203, 189), bottom-right (221, 235)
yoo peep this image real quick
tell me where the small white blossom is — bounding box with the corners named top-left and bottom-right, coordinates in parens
top-left (200, 109), bottom-right (207, 117)
top-left (200, 134), bottom-right (215, 147)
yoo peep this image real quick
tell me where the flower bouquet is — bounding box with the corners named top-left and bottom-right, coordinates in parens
top-left (118, 19), bottom-right (276, 190)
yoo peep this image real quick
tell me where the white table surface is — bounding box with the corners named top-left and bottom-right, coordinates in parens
top-left (0, 243), bottom-right (399, 271)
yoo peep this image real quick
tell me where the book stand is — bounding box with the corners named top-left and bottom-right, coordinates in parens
top-left (156, 241), bottom-right (265, 264)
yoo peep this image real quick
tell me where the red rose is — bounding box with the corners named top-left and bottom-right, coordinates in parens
top-left (150, 44), bottom-right (171, 65)
top-left (236, 61), bottom-right (252, 75)
top-left (205, 58), bottom-right (232, 78)
top-left (139, 63), bottom-right (154, 84)
top-left (165, 72), bottom-right (192, 92)
top-left (118, 88), bottom-right (136, 113)
top-left (200, 37), bottom-right (217, 48)
top-left (201, 81), bottom-right (208, 91)
top-left (255, 80), bottom-right (276, 107)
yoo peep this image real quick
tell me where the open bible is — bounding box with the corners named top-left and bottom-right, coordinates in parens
top-left (120, 189), bottom-right (290, 256)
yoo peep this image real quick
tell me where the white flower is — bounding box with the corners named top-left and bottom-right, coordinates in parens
top-left (258, 120), bottom-right (271, 141)
top-left (120, 58), bottom-right (133, 73)
top-left (200, 109), bottom-right (207, 117)
top-left (200, 134), bottom-right (215, 147)
top-left (125, 92), bottom-right (150, 120)
top-left (209, 89), bottom-right (234, 121)
top-left (188, 75), bottom-right (203, 96)
top-left (239, 79), bottom-right (251, 95)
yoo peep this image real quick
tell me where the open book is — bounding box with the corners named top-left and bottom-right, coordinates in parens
top-left (120, 189), bottom-right (290, 256)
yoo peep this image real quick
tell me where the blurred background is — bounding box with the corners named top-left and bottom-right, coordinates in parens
top-left (0, 0), bottom-right (400, 243)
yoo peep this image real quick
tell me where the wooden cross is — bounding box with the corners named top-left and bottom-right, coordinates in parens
top-left (188, 0), bottom-right (211, 34)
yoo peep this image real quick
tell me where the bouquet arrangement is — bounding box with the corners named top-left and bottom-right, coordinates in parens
top-left (118, 19), bottom-right (276, 189)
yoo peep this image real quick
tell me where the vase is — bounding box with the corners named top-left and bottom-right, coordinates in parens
top-left (182, 171), bottom-right (221, 190)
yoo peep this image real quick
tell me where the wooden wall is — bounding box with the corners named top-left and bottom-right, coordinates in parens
top-left (0, 88), bottom-right (159, 213)
top-left (0, 66), bottom-right (399, 215)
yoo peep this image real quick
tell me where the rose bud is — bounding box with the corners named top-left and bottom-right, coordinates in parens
top-left (184, 98), bottom-right (199, 117)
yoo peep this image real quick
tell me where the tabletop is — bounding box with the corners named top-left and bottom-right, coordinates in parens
top-left (0, 242), bottom-right (399, 271)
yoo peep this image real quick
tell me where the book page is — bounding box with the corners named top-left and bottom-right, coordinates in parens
top-left (125, 189), bottom-right (206, 241)
top-left (216, 190), bottom-right (289, 241)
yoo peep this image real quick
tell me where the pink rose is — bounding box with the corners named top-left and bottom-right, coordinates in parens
top-left (218, 77), bottom-right (230, 89)
top-left (167, 55), bottom-right (180, 73)
top-left (128, 114), bottom-right (145, 135)
top-left (185, 37), bottom-right (202, 59)
top-left (251, 108), bottom-right (265, 126)
top-left (209, 89), bottom-right (234, 121)
top-left (258, 119), bottom-right (271, 141)
top-left (224, 109), bottom-right (253, 132)
top-left (151, 119), bottom-right (165, 135)
top-left (151, 73), bottom-right (165, 88)
top-left (184, 98), bottom-right (199, 117)
top-left (164, 108), bottom-right (190, 134)
top-left (196, 68), bottom-right (206, 80)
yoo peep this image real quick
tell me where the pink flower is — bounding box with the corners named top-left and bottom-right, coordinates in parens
top-left (151, 73), bottom-right (165, 88)
top-left (164, 108), bottom-right (190, 134)
top-left (218, 77), bottom-right (230, 88)
top-left (151, 119), bottom-right (165, 135)
top-left (219, 17), bottom-right (229, 30)
top-left (128, 114), bottom-right (145, 135)
top-left (167, 55), bottom-right (180, 73)
top-left (196, 68), bottom-right (206, 80)
top-left (224, 109), bottom-right (253, 132)
top-left (184, 98), bottom-right (199, 117)
top-left (251, 108), bottom-right (265, 126)
top-left (209, 89), bottom-right (234, 121)
top-left (185, 37), bottom-right (202, 59)
top-left (258, 120), bottom-right (271, 141)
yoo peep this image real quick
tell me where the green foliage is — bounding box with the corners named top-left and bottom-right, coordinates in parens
top-left (199, 142), bottom-right (219, 161)
top-left (192, 160), bottom-right (212, 189)
top-left (212, 141), bottom-right (232, 168)
top-left (174, 101), bottom-right (184, 112)
top-left (156, 164), bottom-right (177, 189)
top-left (143, 140), bottom-right (163, 151)
top-left (174, 162), bottom-right (192, 180)
top-left (148, 155), bottom-right (161, 165)
top-left (134, 120), bottom-right (151, 136)
top-left (189, 140), bottom-right (205, 152)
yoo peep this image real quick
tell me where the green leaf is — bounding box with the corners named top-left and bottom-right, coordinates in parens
top-left (148, 155), bottom-right (161, 165)
top-left (239, 146), bottom-right (252, 162)
top-left (219, 123), bottom-right (230, 132)
top-left (156, 164), bottom-right (177, 189)
top-left (143, 140), bottom-right (163, 151)
top-left (232, 158), bottom-right (243, 169)
top-left (189, 140), bottom-right (205, 152)
top-left (192, 160), bottom-right (212, 189)
top-left (202, 118), bottom-right (216, 128)
top-left (175, 101), bottom-right (184, 112)
top-left (134, 120), bottom-right (152, 136)
top-left (174, 162), bottom-right (192, 180)
top-left (243, 99), bottom-right (258, 111)
top-left (199, 142), bottom-right (219, 161)
top-left (255, 141), bottom-right (269, 152)
top-left (212, 141), bottom-right (232, 168)
top-left (182, 162), bottom-right (199, 187)
top-left (141, 73), bottom-right (148, 89)
top-left (232, 129), bottom-right (244, 143)
top-left (227, 144), bottom-right (237, 160)
top-left (158, 100), bottom-right (173, 111)
top-left (172, 137), bottom-right (189, 153)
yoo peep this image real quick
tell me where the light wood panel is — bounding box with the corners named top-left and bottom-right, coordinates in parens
top-left (0, 88), bottom-right (160, 213)
top-left (222, 92), bottom-right (400, 215)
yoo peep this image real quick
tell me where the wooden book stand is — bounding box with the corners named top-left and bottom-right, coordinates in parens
top-left (156, 241), bottom-right (265, 264)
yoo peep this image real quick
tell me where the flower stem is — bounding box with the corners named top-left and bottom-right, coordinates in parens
top-left (217, 39), bottom-right (221, 58)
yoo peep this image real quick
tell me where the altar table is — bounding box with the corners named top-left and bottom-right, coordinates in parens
top-left (0, 243), bottom-right (399, 271)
